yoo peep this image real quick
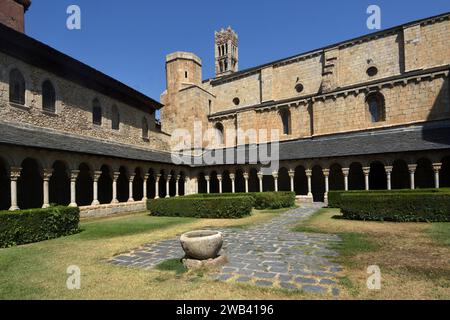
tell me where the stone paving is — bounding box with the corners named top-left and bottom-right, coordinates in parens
top-left (109, 203), bottom-right (343, 296)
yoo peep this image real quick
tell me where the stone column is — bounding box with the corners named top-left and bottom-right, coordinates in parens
top-left (257, 171), bottom-right (263, 192)
top-left (217, 174), bottom-right (223, 193)
top-left (385, 166), bottom-right (393, 190)
top-left (128, 174), bottom-right (135, 202)
top-left (184, 178), bottom-right (188, 196)
top-left (230, 173), bottom-right (236, 193)
top-left (272, 172), bottom-right (279, 192)
top-left (175, 175), bottom-right (180, 197)
top-left (9, 167), bottom-right (21, 211)
top-left (305, 169), bottom-right (312, 197)
top-left (408, 164), bottom-right (417, 190)
top-left (342, 168), bottom-right (349, 191)
top-left (42, 169), bottom-right (53, 209)
top-left (323, 169), bottom-right (330, 200)
top-left (165, 174), bottom-right (171, 198)
top-left (288, 169), bottom-right (295, 192)
top-left (433, 163), bottom-right (442, 189)
top-left (205, 175), bottom-right (210, 194)
top-left (143, 174), bottom-right (149, 201)
top-left (111, 172), bottom-right (120, 203)
top-left (243, 172), bottom-right (249, 193)
top-left (363, 167), bottom-right (370, 191)
top-left (155, 174), bottom-right (161, 199)
top-left (92, 171), bottom-right (102, 205)
top-left (69, 170), bottom-right (79, 207)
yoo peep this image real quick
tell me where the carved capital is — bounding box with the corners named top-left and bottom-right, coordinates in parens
top-left (433, 163), bottom-right (442, 172)
top-left (70, 170), bottom-right (80, 182)
top-left (9, 167), bottom-right (22, 181)
top-left (342, 168), bottom-right (350, 176)
top-left (322, 169), bottom-right (330, 177)
top-left (305, 169), bottom-right (312, 177)
top-left (93, 171), bottom-right (102, 181)
top-left (408, 164), bottom-right (417, 173)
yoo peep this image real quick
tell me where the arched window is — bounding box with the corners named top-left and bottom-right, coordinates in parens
top-left (366, 92), bottom-right (385, 123)
top-left (42, 80), bottom-right (56, 113)
top-left (92, 99), bottom-right (102, 125)
top-left (111, 105), bottom-right (120, 130)
top-left (9, 69), bottom-right (25, 105)
top-left (215, 122), bottom-right (224, 145)
top-left (280, 108), bottom-right (291, 135)
top-left (142, 117), bottom-right (149, 139)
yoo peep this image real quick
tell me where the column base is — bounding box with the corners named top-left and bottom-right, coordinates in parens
top-left (9, 206), bottom-right (19, 211)
top-left (91, 200), bottom-right (100, 206)
top-left (165, 195), bottom-right (170, 198)
top-left (69, 203), bottom-right (78, 208)
top-left (42, 204), bottom-right (50, 209)
top-left (142, 197), bottom-right (148, 201)
top-left (111, 199), bottom-right (119, 204)
top-left (127, 198), bottom-right (135, 203)
top-left (155, 196), bottom-right (159, 199)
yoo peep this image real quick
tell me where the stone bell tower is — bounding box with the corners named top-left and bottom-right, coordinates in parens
top-left (215, 27), bottom-right (238, 77)
top-left (0, 0), bottom-right (31, 33)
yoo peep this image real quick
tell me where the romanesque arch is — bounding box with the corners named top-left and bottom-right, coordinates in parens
top-left (169, 170), bottom-right (176, 197)
top-left (210, 171), bottom-right (219, 193)
top-left (392, 159), bottom-right (409, 189)
top-left (369, 161), bottom-right (387, 190)
top-left (294, 165), bottom-right (308, 195)
top-left (76, 163), bottom-right (93, 206)
top-left (262, 172), bottom-right (274, 192)
top-left (248, 168), bottom-right (259, 192)
top-left (49, 161), bottom-right (70, 206)
top-left (441, 156), bottom-right (450, 188)
top-left (98, 165), bottom-right (112, 204)
top-left (311, 165), bottom-right (325, 202)
top-left (147, 169), bottom-right (156, 199)
top-left (18, 158), bottom-right (43, 209)
top-left (235, 169), bottom-right (245, 193)
top-left (278, 167), bottom-right (290, 191)
top-left (133, 167), bottom-right (144, 200)
top-left (198, 172), bottom-right (207, 194)
top-left (329, 163), bottom-right (344, 190)
top-left (178, 171), bottom-right (185, 196)
top-left (0, 158), bottom-right (10, 210)
top-left (117, 166), bottom-right (129, 202)
top-left (348, 162), bottom-right (364, 190)
top-left (222, 170), bottom-right (232, 193)
top-left (415, 158), bottom-right (434, 189)
top-left (159, 170), bottom-right (167, 198)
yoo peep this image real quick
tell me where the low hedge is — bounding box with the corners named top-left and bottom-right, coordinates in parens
top-left (0, 206), bottom-right (80, 248)
top-left (147, 196), bottom-right (253, 219)
top-left (184, 192), bottom-right (296, 210)
top-left (336, 192), bottom-right (450, 222)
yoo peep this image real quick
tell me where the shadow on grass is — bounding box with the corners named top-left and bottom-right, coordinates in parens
top-left (154, 258), bottom-right (187, 275)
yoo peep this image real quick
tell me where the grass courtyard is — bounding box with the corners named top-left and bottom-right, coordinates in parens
top-left (0, 206), bottom-right (449, 300)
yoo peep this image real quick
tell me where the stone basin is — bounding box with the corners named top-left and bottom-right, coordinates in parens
top-left (180, 230), bottom-right (223, 260)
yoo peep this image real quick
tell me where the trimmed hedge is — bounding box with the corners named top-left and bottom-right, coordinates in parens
top-left (184, 192), bottom-right (296, 210)
top-left (147, 196), bottom-right (253, 219)
top-left (0, 206), bottom-right (80, 248)
top-left (332, 191), bottom-right (450, 222)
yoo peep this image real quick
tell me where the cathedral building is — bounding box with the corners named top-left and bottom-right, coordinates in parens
top-left (0, 0), bottom-right (449, 216)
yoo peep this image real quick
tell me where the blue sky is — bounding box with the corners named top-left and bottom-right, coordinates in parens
top-left (26, 0), bottom-right (449, 108)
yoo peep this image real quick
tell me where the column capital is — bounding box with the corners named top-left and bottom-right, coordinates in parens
top-left (176, 174), bottom-right (181, 181)
top-left (143, 173), bottom-right (150, 181)
top-left (384, 165), bottom-right (393, 173)
top-left (129, 174), bottom-right (136, 182)
top-left (432, 163), bottom-right (442, 171)
top-left (342, 168), bottom-right (350, 176)
top-left (257, 172), bottom-right (263, 179)
top-left (93, 171), bottom-right (102, 181)
top-left (305, 169), bottom-right (312, 177)
top-left (204, 175), bottom-right (210, 181)
top-left (272, 172), bottom-right (278, 179)
top-left (217, 174), bottom-right (222, 181)
top-left (229, 173), bottom-right (235, 180)
top-left (408, 164), bottom-right (417, 173)
top-left (288, 169), bottom-right (295, 178)
top-left (9, 167), bottom-right (22, 180)
top-left (322, 168), bottom-right (330, 177)
top-left (155, 173), bottom-right (161, 181)
top-left (362, 167), bottom-right (370, 175)
top-left (113, 172), bottom-right (121, 181)
top-left (243, 172), bottom-right (249, 179)
top-left (165, 174), bottom-right (172, 181)
top-left (70, 170), bottom-right (80, 182)
top-left (42, 168), bottom-right (53, 181)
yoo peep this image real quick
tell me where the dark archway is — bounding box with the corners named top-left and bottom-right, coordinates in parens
top-left (146, 169), bottom-right (156, 199)
top-left (169, 171), bottom-right (177, 197)
top-left (235, 169), bottom-right (245, 193)
top-left (117, 166), bottom-right (129, 202)
top-left (329, 164), bottom-right (344, 191)
top-left (263, 173), bottom-right (274, 192)
top-left (249, 168), bottom-right (259, 192)
top-left (392, 159), bottom-right (409, 189)
top-left (198, 172), bottom-right (207, 194)
top-left (348, 162), bottom-right (364, 190)
top-left (178, 172), bottom-right (185, 196)
top-left (312, 165), bottom-right (325, 202)
top-left (97, 165), bottom-right (112, 204)
top-left (441, 156), bottom-right (450, 188)
top-left (369, 161), bottom-right (387, 190)
top-left (159, 171), bottom-right (167, 198)
top-left (18, 158), bottom-right (42, 209)
top-left (415, 158), bottom-right (434, 189)
top-left (133, 168), bottom-right (144, 201)
top-left (0, 158), bottom-right (10, 210)
top-left (76, 163), bottom-right (92, 206)
top-left (294, 165), bottom-right (308, 195)
top-left (49, 161), bottom-right (70, 206)
top-left (222, 171), bottom-right (232, 193)
top-left (278, 167), bottom-right (290, 191)
top-left (210, 171), bottom-right (219, 193)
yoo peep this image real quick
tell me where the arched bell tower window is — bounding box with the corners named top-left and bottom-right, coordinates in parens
top-left (92, 98), bottom-right (102, 125)
top-left (280, 108), bottom-right (291, 135)
top-left (366, 92), bottom-right (385, 123)
top-left (9, 69), bottom-right (25, 105)
top-left (42, 80), bottom-right (56, 113)
top-left (214, 122), bottom-right (224, 145)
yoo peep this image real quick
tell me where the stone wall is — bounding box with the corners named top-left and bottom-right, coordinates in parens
top-left (79, 201), bottom-right (147, 219)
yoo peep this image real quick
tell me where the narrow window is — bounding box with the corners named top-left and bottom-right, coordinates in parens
top-left (280, 109), bottom-right (291, 135)
top-left (111, 105), bottom-right (120, 130)
top-left (367, 92), bottom-right (385, 123)
top-left (215, 122), bottom-right (224, 145)
top-left (142, 117), bottom-right (149, 139)
top-left (9, 69), bottom-right (25, 105)
top-left (185, 71), bottom-right (188, 79)
top-left (92, 99), bottom-right (102, 125)
top-left (42, 80), bottom-right (56, 113)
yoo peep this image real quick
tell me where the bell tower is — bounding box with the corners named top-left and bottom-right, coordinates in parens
top-left (215, 27), bottom-right (238, 77)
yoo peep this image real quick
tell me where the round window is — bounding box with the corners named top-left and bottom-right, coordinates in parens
top-left (367, 66), bottom-right (378, 77)
top-left (233, 97), bottom-right (240, 106)
top-left (295, 83), bottom-right (304, 93)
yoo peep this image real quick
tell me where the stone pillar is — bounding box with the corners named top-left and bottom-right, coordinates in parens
top-left (92, 171), bottom-right (102, 205)
top-left (272, 172), bottom-right (278, 192)
top-left (155, 174), bottom-right (161, 199)
top-left (9, 167), bottom-right (21, 211)
top-left (363, 167), bottom-right (370, 191)
top-left (165, 174), bottom-right (171, 198)
top-left (128, 174), bottom-right (135, 202)
top-left (243, 172), bottom-right (249, 193)
top-left (42, 169), bottom-right (53, 209)
top-left (230, 173), bottom-right (236, 193)
top-left (408, 164), bottom-right (417, 190)
top-left (342, 168), bottom-right (349, 191)
top-left (143, 174), bottom-right (149, 201)
top-left (257, 171), bottom-right (263, 192)
top-left (175, 175), bottom-right (180, 197)
top-left (69, 170), bottom-right (79, 207)
top-left (433, 163), bottom-right (442, 189)
top-left (305, 169), bottom-right (312, 197)
top-left (323, 169), bottom-right (330, 200)
top-left (217, 174), bottom-right (223, 193)
top-left (288, 169), bottom-right (295, 192)
top-left (111, 172), bottom-right (120, 203)
top-left (184, 178), bottom-right (188, 196)
top-left (385, 166), bottom-right (393, 190)
top-left (205, 175), bottom-right (210, 194)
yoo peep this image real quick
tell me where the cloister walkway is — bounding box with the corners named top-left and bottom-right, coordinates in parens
top-left (110, 203), bottom-right (342, 296)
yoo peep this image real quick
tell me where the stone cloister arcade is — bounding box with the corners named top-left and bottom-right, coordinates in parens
top-left (1, 145), bottom-right (449, 211)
